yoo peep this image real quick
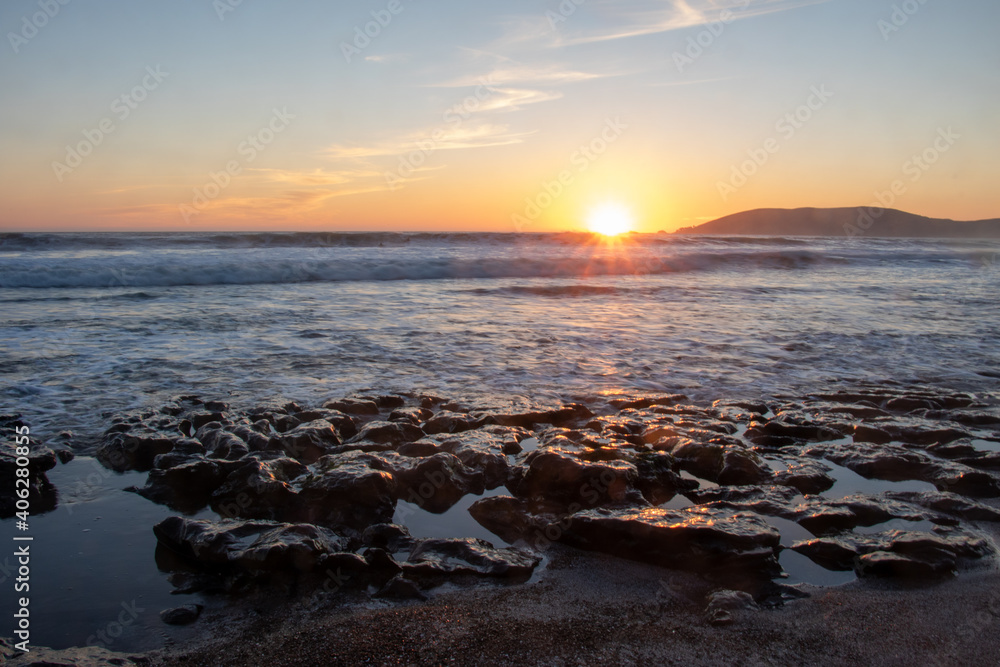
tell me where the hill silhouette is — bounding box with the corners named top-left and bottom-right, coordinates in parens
top-left (673, 207), bottom-right (1000, 238)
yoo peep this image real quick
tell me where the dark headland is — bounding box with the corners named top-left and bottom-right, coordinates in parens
top-left (673, 207), bottom-right (1000, 238)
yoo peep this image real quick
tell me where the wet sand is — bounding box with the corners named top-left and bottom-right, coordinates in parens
top-left (138, 544), bottom-right (1000, 667)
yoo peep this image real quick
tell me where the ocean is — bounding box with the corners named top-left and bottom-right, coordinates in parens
top-left (2, 231), bottom-right (999, 651)
top-left (2, 232), bottom-right (998, 444)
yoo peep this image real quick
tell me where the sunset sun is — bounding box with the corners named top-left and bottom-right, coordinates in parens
top-left (587, 203), bottom-right (633, 236)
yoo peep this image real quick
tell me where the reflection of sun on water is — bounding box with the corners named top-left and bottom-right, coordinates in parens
top-left (587, 203), bottom-right (633, 236)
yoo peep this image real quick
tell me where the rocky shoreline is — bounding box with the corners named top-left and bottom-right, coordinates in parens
top-left (3, 384), bottom-right (1000, 664)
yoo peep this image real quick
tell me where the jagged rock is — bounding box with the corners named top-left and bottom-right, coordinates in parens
top-left (468, 495), bottom-right (557, 546)
top-left (884, 491), bottom-right (1000, 522)
top-left (362, 523), bottom-right (417, 552)
top-left (772, 462), bottom-right (835, 495)
top-left (792, 529), bottom-right (993, 579)
top-left (153, 517), bottom-right (349, 574)
top-left (323, 398), bottom-right (379, 416)
top-left (133, 459), bottom-right (230, 512)
top-left (558, 506), bottom-right (781, 575)
top-left (610, 395), bottom-right (687, 410)
top-left (487, 404), bottom-right (594, 429)
top-left (298, 453), bottom-right (397, 529)
top-left (386, 452), bottom-right (484, 512)
top-left (349, 420), bottom-right (423, 447)
top-left (402, 538), bottom-right (541, 578)
top-left (96, 426), bottom-right (176, 471)
top-left (422, 411), bottom-right (484, 435)
top-left (270, 420), bottom-right (342, 463)
top-left (389, 407), bottom-right (434, 424)
top-left (0, 438), bottom-right (58, 518)
top-left (210, 458), bottom-right (307, 520)
top-left (507, 450), bottom-right (641, 507)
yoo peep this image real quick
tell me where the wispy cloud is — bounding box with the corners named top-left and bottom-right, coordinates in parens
top-left (515, 0), bottom-right (833, 47)
top-left (323, 123), bottom-right (535, 160)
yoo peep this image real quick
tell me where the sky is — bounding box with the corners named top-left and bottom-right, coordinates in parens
top-left (1, 0), bottom-right (998, 233)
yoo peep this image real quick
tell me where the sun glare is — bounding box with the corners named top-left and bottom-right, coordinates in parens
top-left (587, 203), bottom-right (633, 236)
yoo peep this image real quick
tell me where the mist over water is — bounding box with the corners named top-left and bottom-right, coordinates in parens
top-left (2, 232), bottom-right (998, 443)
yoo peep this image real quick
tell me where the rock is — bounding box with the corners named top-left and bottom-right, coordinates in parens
top-left (884, 491), bottom-right (1000, 522)
top-left (96, 426), bottom-right (176, 471)
top-left (362, 523), bottom-right (417, 552)
top-left (402, 538), bottom-right (541, 578)
top-left (631, 451), bottom-right (693, 504)
top-left (375, 574), bottom-right (427, 601)
top-left (153, 517), bottom-right (349, 574)
top-left (772, 462), bottom-right (835, 495)
top-left (387, 452), bottom-right (484, 512)
top-left (0, 639), bottom-right (152, 665)
top-left (558, 506), bottom-right (781, 576)
top-left (0, 440), bottom-right (58, 518)
top-left (323, 399), bottom-right (379, 416)
top-left (160, 604), bottom-right (203, 625)
top-left (349, 420), bottom-right (424, 447)
top-left (197, 427), bottom-right (249, 460)
top-left (211, 458), bottom-right (307, 521)
top-left (421, 411), bottom-right (484, 435)
top-left (397, 440), bottom-right (445, 457)
top-left (507, 450), bottom-right (641, 508)
top-left (792, 529), bottom-right (994, 579)
top-left (134, 459), bottom-right (230, 512)
top-left (487, 404), bottom-right (594, 429)
top-left (705, 589), bottom-right (758, 626)
top-left (610, 395), bottom-right (687, 410)
top-left (270, 420), bottom-right (342, 463)
top-left (744, 420), bottom-right (841, 446)
top-left (389, 407), bottom-right (433, 424)
top-left (298, 453), bottom-right (397, 529)
top-left (469, 495), bottom-right (556, 546)
top-left (718, 448), bottom-right (772, 486)
top-left (666, 439), bottom-right (725, 481)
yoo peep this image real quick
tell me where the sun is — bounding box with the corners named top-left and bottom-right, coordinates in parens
top-left (587, 203), bottom-right (633, 236)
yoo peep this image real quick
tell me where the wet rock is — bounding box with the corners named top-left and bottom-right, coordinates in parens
top-left (421, 411), bottom-right (484, 435)
top-left (133, 459), bottom-right (230, 512)
top-left (507, 450), bottom-right (641, 508)
top-left (718, 448), bottom-right (772, 486)
top-left (705, 589), bottom-right (758, 626)
top-left (402, 538), bottom-right (541, 578)
top-left (772, 461), bottom-right (836, 494)
top-left (387, 452), bottom-right (484, 512)
top-left (349, 420), bottom-right (423, 447)
top-left (153, 517), bottom-right (349, 574)
top-left (631, 451), bottom-right (693, 504)
top-left (558, 506), bottom-right (782, 575)
top-left (270, 420), bottom-right (342, 463)
top-left (160, 604), bottom-right (203, 626)
top-left (96, 426), bottom-right (176, 472)
top-left (438, 430), bottom-right (517, 489)
top-left (792, 529), bottom-right (993, 579)
top-left (298, 453), bottom-right (397, 529)
top-left (487, 404), bottom-right (594, 429)
top-left (0, 640), bottom-right (152, 666)
top-left (389, 407), bottom-right (433, 424)
top-left (744, 420), bottom-right (841, 447)
top-left (375, 574), bottom-right (427, 601)
top-left (197, 427), bottom-right (249, 460)
top-left (0, 439), bottom-right (58, 518)
top-left (666, 439), bottom-right (725, 481)
top-left (210, 458), bottom-right (307, 521)
top-left (323, 398), bottom-right (379, 416)
top-left (228, 424), bottom-right (271, 452)
top-left (190, 411), bottom-right (226, 430)
top-left (884, 491), bottom-right (1000, 522)
top-left (362, 523), bottom-right (417, 552)
top-left (610, 395), bottom-right (687, 410)
top-left (397, 440), bottom-right (445, 457)
top-left (468, 495), bottom-right (556, 546)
